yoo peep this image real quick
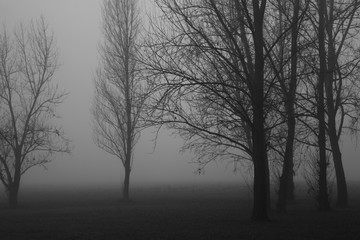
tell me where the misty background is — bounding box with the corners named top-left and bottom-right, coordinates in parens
top-left (0, 0), bottom-right (359, 190)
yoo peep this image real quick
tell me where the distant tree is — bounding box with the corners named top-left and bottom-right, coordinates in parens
top-left (0, 18), bottom-right (70, 208)
top-left (92, 0), bottom-right (144, 201)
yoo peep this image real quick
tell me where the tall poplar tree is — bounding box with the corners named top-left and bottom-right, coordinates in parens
top-left (92, 0), bottom-right (143, 201)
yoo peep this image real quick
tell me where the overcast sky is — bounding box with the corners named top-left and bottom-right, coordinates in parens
top-left (0, 0), bottom-right (359, 189)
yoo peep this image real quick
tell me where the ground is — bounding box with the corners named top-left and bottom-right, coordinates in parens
top-left (0, 182), bottom-right (359, 239)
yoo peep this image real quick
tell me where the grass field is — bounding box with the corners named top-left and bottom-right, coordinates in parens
top-left (0, 182), bottom-right (359, 240)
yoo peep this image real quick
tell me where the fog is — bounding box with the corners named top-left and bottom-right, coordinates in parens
top-left (0, 0), bottom-right (359, 191)
top-left (0, 0), bottom-right (242, 190)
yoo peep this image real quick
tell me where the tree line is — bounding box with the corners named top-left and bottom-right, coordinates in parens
top-left (94, 0), bottom-right (360, 221)
top-left (1, 0), bottom-right (360, 222)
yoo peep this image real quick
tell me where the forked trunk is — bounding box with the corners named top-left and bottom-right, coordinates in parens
top-left (8, 149), bottom-right (22, 208)
top-left (277, 0), bottom-right (299, 213)
top-left (325, 38), bottom-right (348, 208)
top-left (325, 0), bottom-right (348, 207)
top-left (317, 0), bottom-right (330, 212)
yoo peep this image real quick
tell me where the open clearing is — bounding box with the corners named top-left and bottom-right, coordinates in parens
top-left (0, 182), bottom-right (359, 240)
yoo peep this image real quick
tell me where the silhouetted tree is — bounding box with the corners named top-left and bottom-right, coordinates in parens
top-left (297, 0), bottom-right (360, 209)
top-left (143, 0), bottom-right (278, 221)
top-left (323, 0), bottom-right (360, 208)
top-left (144, 0), bottom-right (360, 218)
top-left (316, 0), bottom-right (331, 211)
top-left (92, 0), bottom-right (144, 201)
top-left (0, 18), bottom-right (70, 208)
top-left (264, 0), bottom-right (305, 213)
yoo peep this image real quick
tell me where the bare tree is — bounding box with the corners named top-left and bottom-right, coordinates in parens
top-left (315, 0), bottom-right (331, 211)
top-left (263, 0), bottom-right (306, 213)
top-left (323, 0), bottom-right (360, 208)
top-left (92, 0), bottom-right (144, 201)
top-left (0, 18), bottom-right (70, 208)
top-left (296, 0), bottom-right (360, 209)
top-left (143, 0), bottom-right (276, 221)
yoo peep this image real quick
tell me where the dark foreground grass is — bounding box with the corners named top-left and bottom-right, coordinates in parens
top-left (0, 183), bottom-right (359, 240)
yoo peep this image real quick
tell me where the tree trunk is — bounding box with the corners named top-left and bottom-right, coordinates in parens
top-left (265, 152), bottom-right (271, 210)
top-left (330, 139), bottom-right (348, 207)
top-left (326, 52), bottom-right (348, 208)
top-left (8, 182), bottom-right (20, 208)
top-left (317, 0), bottom-right (330, 212)
top-left (123, 164), bottom-right (131, 201)
top-left (8, 148), bottom-right (22, 208)
top-left (252, 114), bottom-right (269, 221)
top-left (277, 108), bottom-right (295, 213)
top-left (317, 89), bottom-right (330, 211)
top-left (325, 0), bottom-right (348, 208)
top-left (124, 23), bottom-right (132, 202)
top-left (276, 0), bottom-right (299, 213)
top-left (251, 0), bottom-right (269, 221)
